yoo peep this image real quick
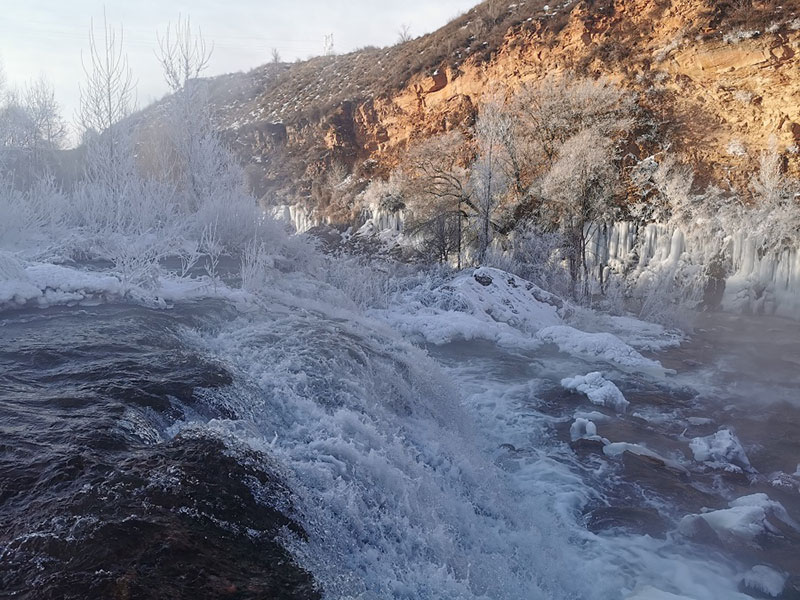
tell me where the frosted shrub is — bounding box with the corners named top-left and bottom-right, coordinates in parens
top-left (0, 180), bottom-right (30, 248)
top-left (321, 255), bottom-right (399, 310)
top-left (748, 142), bottom-right (800, 255)
top-left (485, 223), bottom-right (570, 296)
top-left (632, 267), bottom-right (696, 329)
top-left (0, 173), bottom-right (69, 252)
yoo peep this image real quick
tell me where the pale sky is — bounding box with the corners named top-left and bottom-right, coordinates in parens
top-left (0, 0), bottom-right (479, 136)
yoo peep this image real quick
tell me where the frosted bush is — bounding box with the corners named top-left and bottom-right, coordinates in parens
top-left (485, 222), bottom-right (571, 297)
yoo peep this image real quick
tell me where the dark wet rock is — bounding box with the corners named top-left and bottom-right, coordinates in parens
top-left (570, 438), bottom-right (607, 456)
top-left (620, 451), bottom-right (722, 512)
top-left (0, 436), bottom-right (320, 600)
top-left (622, 450), bottom-right (689, 483)
top-left (474, 273), bottom-right (493, 287)
top-left (586, 506), bottom-right (669, 538)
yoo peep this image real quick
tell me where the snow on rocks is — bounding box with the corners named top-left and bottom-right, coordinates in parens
top-left (689, 429), bottom-right (754, 473)
top-left (379, 267), bottom-right (568, 348)
top-left (679, 493), bottom-right (800, 544)
top-left (570, 418), bottom-right (603, 443)
top-left (537, 325), bottom-right (670, 376)
top-left (0, 255), bottom-right (249, 312)
top-left (739, 565), bottom-right (787, 598)
top-left (561, 372), bottom-right (630, 413)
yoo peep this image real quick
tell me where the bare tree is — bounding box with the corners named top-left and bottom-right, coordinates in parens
top-left (78, 12), bottom-right (135, 138)
top-left (404, 131), bottom-right (473, 267)
top-left (78, 12), bottom-right (137, 208)
top-left (157, 16), bottom-right (212, 92)
top-left (24, 77), bottom-right (67, 154)
top-left (510, 74), bottom-right (635, 183)
top-left (271, 48), bottom-right (282, 64)
top-left (397, 24), bottom-right (412, 44)
top-left (157, 16), bottom-right (214, 212)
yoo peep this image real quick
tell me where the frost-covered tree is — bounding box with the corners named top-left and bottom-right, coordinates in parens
top-left (541, 127), bottom-right (619, 297)
top-left (501, 74), bottom-right (636, 213)
top-left (157, 16), bottom-right (214, 212)
top-left (24, 77), bottom-right (67, 155)
top-left (0, 77), bottom-right (68, 190)
top-left (472, 101), bottom-right (511, 262)
top-left (749, 140), bottom-right (800, 253)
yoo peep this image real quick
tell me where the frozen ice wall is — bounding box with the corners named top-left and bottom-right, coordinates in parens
top-left (588, 222), bottom-right (800, 320)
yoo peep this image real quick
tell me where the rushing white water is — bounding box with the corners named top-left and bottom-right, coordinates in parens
top-left (161, 270), bottom-right (765, 600)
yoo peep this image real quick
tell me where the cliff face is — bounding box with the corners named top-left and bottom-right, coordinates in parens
top-left (208, 0), bottom-right (800, 204)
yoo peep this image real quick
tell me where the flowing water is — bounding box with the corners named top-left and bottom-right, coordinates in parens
top-left (1, 295), bottom-right (798, 599)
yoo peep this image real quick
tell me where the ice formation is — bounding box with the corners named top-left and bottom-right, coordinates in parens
top-left (740, 565), bottom-right (787, 598)
top-left (561, 372), bottom-right (630, 413)
top-left (588, 222), bottom-right (800, 320)
top-left (537, 325), bottom-right (669, 376)
top-left (379, 267), bottom-right (566, 347)
top-left (689, 429), bottom-right (753, 473)
top-left (679, 493), bottom-right (799, 543)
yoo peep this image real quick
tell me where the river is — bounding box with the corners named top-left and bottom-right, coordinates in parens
top-left (1, 294), bottom-right (798, 599)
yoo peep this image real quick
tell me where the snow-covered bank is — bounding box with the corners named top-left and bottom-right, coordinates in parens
top-left (375, 266), bottom-right (568, 348)
top-left (0, 252), bottom-right (253, 311)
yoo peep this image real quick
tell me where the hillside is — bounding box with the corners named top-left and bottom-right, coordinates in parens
top-left (194, 0), bottom-right (800, 209)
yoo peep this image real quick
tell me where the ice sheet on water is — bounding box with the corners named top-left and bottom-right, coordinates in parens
top-left (537, 325), bottom-right (670, 376)
top-left (679, 493), bottom-right (799, 543)
top-left (603, 442), bottom-right (689, 474)
top-left (571, 311), bottom-right (684, 351)
top-left (0, 260), bottom-right (121, 308)
top-left (561, 372), bottom-right (630, 413)
top-left (0, 256), bottom-right (250, 311)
